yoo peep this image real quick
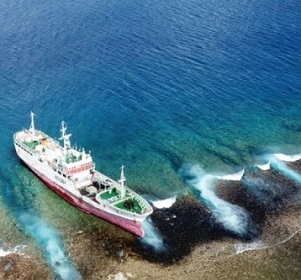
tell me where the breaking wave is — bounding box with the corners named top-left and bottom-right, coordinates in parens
top-left (151, 197), bottom-right (177, 209)
top-left (269, 156), bottom-right (301, 185)
top-left (254, 152), bottom-right (301, 171)
top-left (216, 169), bottom-right (245, 181)
top-left (256, 161), bottom-right (271, 171)
top-left (181, 164), bottom-right (254, 237)
top-left (273, 153), bottom-right (301, 162)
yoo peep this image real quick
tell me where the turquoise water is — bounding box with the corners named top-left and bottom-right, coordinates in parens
top-left (0, 0), bottom-right (301, 278)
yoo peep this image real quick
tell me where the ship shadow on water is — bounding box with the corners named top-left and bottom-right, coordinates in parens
top-left (133, 161), bottom-right (301, 264)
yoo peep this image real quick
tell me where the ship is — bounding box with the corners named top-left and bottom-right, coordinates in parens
top-left (13, 112), bottom-right (153, 237)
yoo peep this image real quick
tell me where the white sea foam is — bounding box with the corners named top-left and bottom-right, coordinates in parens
top-left (270, 156), bottom-right (301, 185)
top-left (216, 169), bottom-right (245, 181)
top-left (151, 197), bottom-right (176, 209)
top-left (141, 218), bottom-right (166, 252)
top-left (273, 153), bottom-right (301, 162)
top-left (0, 244), bottom-right (26, 257)
top-left (256, 152), bottom-right (301, 171)
top-left (235, 226), bottom-right (301, 255)
top-left (256, 162), bottom-right (271, 171)
top-left (185, 165), bottom-right (251, 236)
top-left (234, 240), bottom-right (266, 254)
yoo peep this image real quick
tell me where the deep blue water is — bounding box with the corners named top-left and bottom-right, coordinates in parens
top-left (0, 0), bottom-right (301, 277)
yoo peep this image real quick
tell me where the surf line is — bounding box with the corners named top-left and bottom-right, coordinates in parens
top-left (269, 154), bottom-right (301, 185)
top-left (234, 225), bottom-right (301, 255)
top-left (181, 164), bottom-right (252, 237)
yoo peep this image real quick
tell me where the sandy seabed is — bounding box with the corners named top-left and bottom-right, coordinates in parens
top-left (2, 228), bottom-right (300, 280)
top-left (69, 228), bottom-right (301, 280)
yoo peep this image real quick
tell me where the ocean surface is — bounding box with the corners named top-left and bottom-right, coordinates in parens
top-left (0, 0), bottom-right (300, 278)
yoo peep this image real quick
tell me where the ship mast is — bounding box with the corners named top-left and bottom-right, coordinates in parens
top-left (59, 121), bottom-right (72, 156)
top-left (29, 111), bottom-right (35, 135)
top-left (119, 165), bottom-right (126, 198)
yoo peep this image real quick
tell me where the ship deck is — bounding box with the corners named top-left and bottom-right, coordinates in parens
top-left (23, 140), bottom-right (39, 149)
top-left (98, 189), bottom-right (144, 214)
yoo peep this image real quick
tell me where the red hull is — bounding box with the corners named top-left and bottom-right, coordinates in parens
top-left (28, 165), bottom-right (145, 237)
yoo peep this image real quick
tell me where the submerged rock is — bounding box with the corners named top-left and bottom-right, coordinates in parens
top-left (0, 254), bottom-right (50, 279)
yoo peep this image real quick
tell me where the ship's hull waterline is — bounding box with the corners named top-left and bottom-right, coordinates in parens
top-left (29, 161), bottom-right (144, 237)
